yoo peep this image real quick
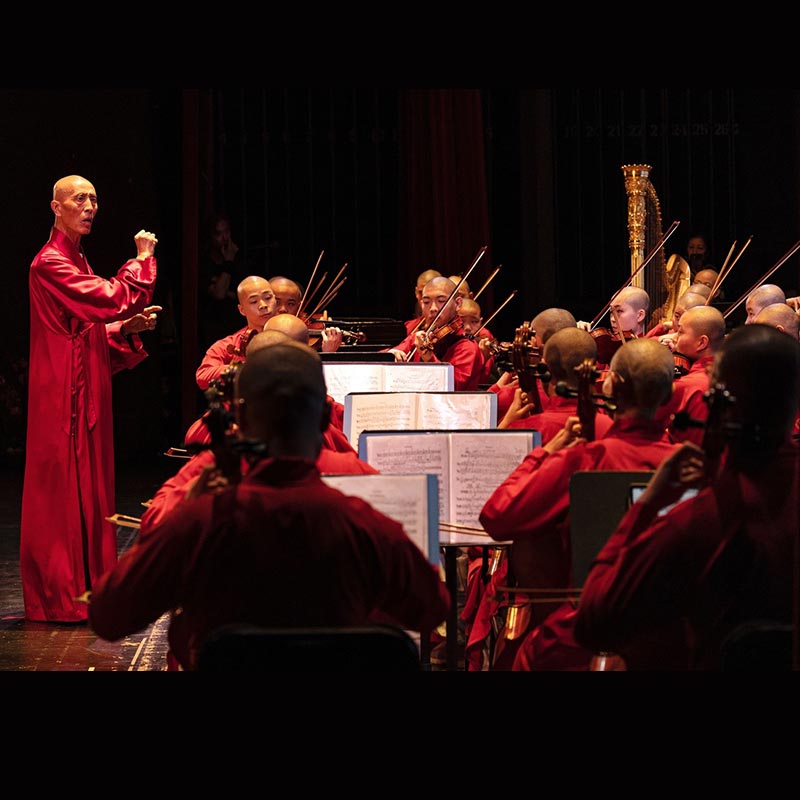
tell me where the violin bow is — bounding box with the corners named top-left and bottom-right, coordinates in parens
top-left (724, 236), bottom-right (800, 319)
top-left (473, 265), bottom-right (501, 301)
top-left (590, 220), bottom-right (680, 330)
top-left (306, 264), bottom-right (348, 320)
top-left (706, 236), bottom-right (752, 306)
top-left (478, 289), bottom-right (517, 335)
top-left (297, 250), bottom-right (325, 317)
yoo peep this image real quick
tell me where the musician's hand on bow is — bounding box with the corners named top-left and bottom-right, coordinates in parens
top-left (121, 305), bottom-right (163, 336)
top-left (320, 327), bottom-right (343, 352)
top-left (497, 388), bottom-right (534, 429)
top-left (576, 320), bottom-right (592, 332)
top-left (387, 348), bottom-right (408, 363)
top-left (658, 332), bottom-right (677, 351)
top-left (544, 416), bottom-right (585, 454)
top-left (786, 296), bottom-right (800, 312)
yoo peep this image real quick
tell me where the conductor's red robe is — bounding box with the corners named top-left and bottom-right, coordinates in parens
top-left (21, 227), bottom-right (156, 622)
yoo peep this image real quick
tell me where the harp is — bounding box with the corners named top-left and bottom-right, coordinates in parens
top-left (622, 164), bottom-right (690, 327)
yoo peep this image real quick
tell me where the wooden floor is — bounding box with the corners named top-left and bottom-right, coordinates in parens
top-left (0, 454), bottom-right (177, 672)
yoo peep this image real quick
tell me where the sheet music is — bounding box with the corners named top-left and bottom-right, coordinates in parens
top-left (416, 392), bottom-right (495, 430)
top-left (363, 433), bottom-right (452, 523)
top-left (449, 431), bottom-right (536, 528)
top-left (320, 473), bottom-right (437, 562)
top-left (345, 393), bottom-right (418, 446)
top-left (323, 364), bottom-right (384, 405)
top-left (382, 363), bottom-right (453, 393)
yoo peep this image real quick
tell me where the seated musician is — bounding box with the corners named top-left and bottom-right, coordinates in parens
top-left (745, 283), bottom-right (786, 324)
top-left (488, 307), bottom-right (577, 419)
top-left (659, 306), bottom-right (726, 446)
top-left (754, 302), bottom-right (800, 341)
top-left (461, 327), bottom-right (612, 669)
top-left (89, 340), bottom-right (449, 672)
top-left (458, 297), bottom-right (495, 384)
top-left (645, 289), bottom-right (708, 347)
top-left (574, 324), bottom-right (800, 670)
top-left (387, 276), bottom-right (483, 391)
top-left (268, 274), bottom-right (344, 352)
top-left (195, 275), bottom-right (276, 391)
top-left (477, 338), bottom-right (679, 670)
top-left (405, 267), bottom-right (441, 335)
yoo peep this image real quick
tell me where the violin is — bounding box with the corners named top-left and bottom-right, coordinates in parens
top-left (225, 328), bottom-right (259, 360)
top-left (555, 359), bottom-right (616, 440)
top-left (303, 315), bottom-right (367, 348)
top-left (510, 322), bottom-right (550, 415)
top-left (590, 328), bottom-right (637, 366)
top-left (416, 315), bottom-right (464, 353)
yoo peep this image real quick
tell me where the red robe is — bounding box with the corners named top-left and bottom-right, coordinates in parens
top-left (665, 355), bottom-right (713, 446)
top-left (21, 227), bottom-right (156, 622)
top-left (506, 394), bottom-right (614, 440)
top-left (478, 416), bottom-right (679, 670)
top-left (574, 444), bottom-right (799, 670)
top-left (391, 329), bottom-right (483, 391)
top-left (195, 325), bottom-right (252, 391)
top-left (90, 458), bottom-right (450, 670)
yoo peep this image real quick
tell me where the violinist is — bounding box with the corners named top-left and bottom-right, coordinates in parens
top-left (660, 306), bottom-right (726, 446)
top-left (267, 275), bottom-right (303, 316)
top-left (580, 286), bottom-right (650, 368)
top-left (405, 267), bottom-right (442, 335)
top-left (386, 276), bottom-right (483, 390)
top-left (458, 298), bottom-right (495, 383)
top-left (498, 328), bottom-right (613, 440)
top-left (754, 302), bottom-right (800, 341)
top-left (195, 275), bottom-right (276, 391)
top-left (645, 289), bottom-right (707, 347)
top-left (477, 338), bottom-right (679, 670)
top-left (745, 283), bottom-right (786, 325)
top-left (575, 324), bottom-right (800, 670)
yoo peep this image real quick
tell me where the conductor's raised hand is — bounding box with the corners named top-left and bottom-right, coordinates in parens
top-left (135, 229), bottom-right (158, 260)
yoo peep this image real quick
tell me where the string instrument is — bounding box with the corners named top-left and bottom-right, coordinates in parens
top-left (225, 328), bottom-right (259, 360)
top-left (554, 359), bottom-right (617, 441)
top-left (416, 315), bottom-right (465, 353)
top-left (466, 289), bottom-right (518, 342)
top-left (303, 315), bottom-right (367, 349)
top-left (510, 322), bottom-right (550, 415)
top-left (590, 328), bottom-right (637, 366)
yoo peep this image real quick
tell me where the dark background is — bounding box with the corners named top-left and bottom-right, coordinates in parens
top-left (3, 88), bottom-right (799, 468)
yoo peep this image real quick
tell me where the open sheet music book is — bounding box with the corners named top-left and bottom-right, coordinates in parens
top-left (320, 473), bottom-right (439, 565)
top-left (343, 391), bottom-right (497, 448)
top-left (358, 429), bottom-right (539, 531)
top-left (323, 362), bottom-right (453, 406)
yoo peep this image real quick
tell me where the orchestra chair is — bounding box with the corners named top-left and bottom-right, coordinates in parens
top-left (718, 620), bottom-right (795, 671)
top-left (196, 623), bottom-right (423, 672)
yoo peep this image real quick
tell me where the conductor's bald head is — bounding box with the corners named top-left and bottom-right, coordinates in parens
top-left (235, 342), bottom-right (328, 456)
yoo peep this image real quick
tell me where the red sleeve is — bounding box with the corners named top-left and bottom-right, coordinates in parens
top-left (196, 335), bottom-right (241, 390)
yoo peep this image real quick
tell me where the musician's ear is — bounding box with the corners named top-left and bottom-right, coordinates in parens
top-left (320, 398), bottom-right (332, 432)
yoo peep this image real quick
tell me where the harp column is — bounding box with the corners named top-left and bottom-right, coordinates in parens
top-left (621, 163), bottom-right (651, 290)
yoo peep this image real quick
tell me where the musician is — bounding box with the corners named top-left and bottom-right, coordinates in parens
top-left (488, 307), bottom-right (577, 420)
top-left (195, 275), bottom-right (276, 391)
top-left (405, 267), bottom-right (442, 334)
top-left (448, 275), bottom-right (474, 299)
top-left (458, 298), bottom-right (495, 383)
top-left (694, 268), bottom-right (720, 293)
top-left (574, 324), bottom-right (800, 670)
top-left (90, 341), bottom-right (449, 671)
top-left (754, 302), bottom-right (800, 341)
top-left (478, 338), bottom-right (678, 670)
top-left (662, 306), bottom-right (726, 446)
top-left (645, 290), bottom-right (707, 347)
top-left (388, 276), bottom-right (483, 391)
top-left (745, 283), bottom-right (786, 325)
top-left (498, 328), bottom-right (614, 438)
top-left (267, 275), bottom-right (302, 315)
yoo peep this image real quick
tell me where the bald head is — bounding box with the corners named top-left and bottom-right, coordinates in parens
top-left (615, 286), bottom-right (650, 312)
top-left (608, 338), bottom-right (674, 415)
top-left (685, 283), bottom-right (712, 299)
top-left (746, 284), bottom-right (786, 324)
top-left (694, 269), bottom-right (719, 291)
top-left (531, 308), bottom-right (577, 347)
top-left (754, 303), bottom-right (800, 340)
top-left (236, 276), bottom-right (276, 330)
top-left (264, 313), bottom-right (310, 344)
top-left (268, 276), bottom-right (303, 315)
top-left (416, 268), bottom-right (441, 290)
top-left (543, 328), bottom-right (597, 385)
top-left (675, 306), bottom-right (726, 360)
top-left (246, 330), bottom-right (291, 356)
top-left (420, 277), bottom-right (461, 325)
top-left (679, 291), bottom-right (709, 311)
top-left (51, 175), bottom-right (98, 241)
top-left (53, 174), bottom-right (93, 202)
top-left (448, 276), bottom-right (472, 299)
top-left (235, 341), bottom-right (327, 456)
